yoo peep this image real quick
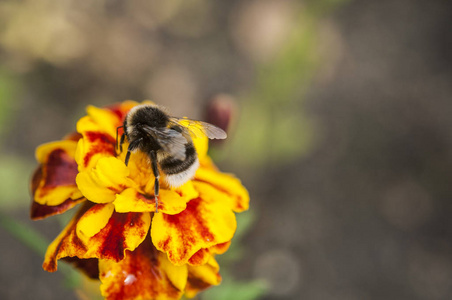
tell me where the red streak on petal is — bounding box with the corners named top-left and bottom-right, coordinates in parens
top-left (135, 192), bottom-right (159, 210)
top-left (83, 131), bottom-right (116, 167)
top-left (44, 149), bottom-right (78, 188)
top-left (31, 198), bottom-right (84, 220)
top-left (188, 248), bottom-right (209, 265)
top-left (136, 193), bottom-right (154, 202)
top-left (102, 238), bottom-right (182, 300)
top-left (212, 241), bottom-right (230, 254)
top-left (107, 184), bottom-right (128, 194)
top-left (184, 199), bottom-right (215, 243)
top-left (187, 275), bottom-right (211, 291)
top-left (195, 179), bottom-right (245, 211)
top-left (107, 106), bottom-right (127, 123)
top-left (64, 132), bottom-right (83, 142)
top-left (86, 131), bottom-right (115, 144)
top-left (94, 212), bottom-right (148, 261)
top-left (45, 203), bottom-right (93, 272)
top-left (32, 149), bottom-right (78, 200)
top-left (162, 198), bottom-right (215, 259)
top-left (63, 257), bottom-right (99, 279)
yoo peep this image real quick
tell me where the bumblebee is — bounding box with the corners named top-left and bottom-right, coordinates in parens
top-left (116, 104), bottom-right (227, 212)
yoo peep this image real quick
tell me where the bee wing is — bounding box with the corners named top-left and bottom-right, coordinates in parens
top-left (141, 125), bottom-right (187, 160)
top-left (169, 117), bottom-right (227, 140)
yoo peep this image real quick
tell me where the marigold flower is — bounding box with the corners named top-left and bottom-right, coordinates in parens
top-left (31, 100), bottom-right (249, 300)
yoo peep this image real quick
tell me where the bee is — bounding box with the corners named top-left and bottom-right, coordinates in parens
top-left (116, 104), bottom-right (227, 212)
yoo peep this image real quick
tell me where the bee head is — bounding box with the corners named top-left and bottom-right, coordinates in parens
top-left (127, 104), bottom-right (169, 129)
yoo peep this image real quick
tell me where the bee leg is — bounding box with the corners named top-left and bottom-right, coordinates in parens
top-left (115, 126), bottom-right (124, 151)
top-left (119, 134), bottom-right (125, 152)
top-left (150, 151), bottom-right (160, 213)
top-left (125, 150), bottom-right (131, 166)
top-left (125, 138), bottom-right (142, 166)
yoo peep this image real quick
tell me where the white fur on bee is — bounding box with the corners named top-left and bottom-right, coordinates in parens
top-left (164, 158), bottom-right (200, 187)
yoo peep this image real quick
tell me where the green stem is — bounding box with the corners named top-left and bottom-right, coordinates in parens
top-left (0, 212), bottom-right (82, 287)
top-left (0, 211), bottom-right (48, 256)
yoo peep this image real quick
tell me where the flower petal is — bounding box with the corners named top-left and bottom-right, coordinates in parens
top-left (106, 100), bottom-right (142, 121)
top-left (151, 197), bottom-right (237, 266)
top-left (195, 168), bottom-right (249, 212)
top-left (185, 256), bottom-right (221, 298)
top-left (187, 248), bottom-right (210, 266)
top-left (63, 257), bottom-right (99, 279)
top-left (32, 140), bottom-right (83, 207)
top-left (211, 241), bottom-right (231, 255)
top-left (85, 105), bottom-right (122, 139)
top-left (187, 242), bottom-right (231, 266)
top-left (78, 205), bottom-right (151, 261)
top-left (76, 203), bottom-right (115, 240)
top-left (76, 157), bottom-right (134, 204)
top-left (31, 196), bottom-right (85, 220)
top-left (113, 188), bottom-right (157, 213)
top-left (192, 133), bottom-right (208, 160)
top-left (99, 238), bottom-right (187, 300)
top-left (43, 203), bottom-right (151, 272)
top-left (43, 203), bottom-right (91, 272)
top-left (75, 102), bottom-right (154, 171)
top-left (113, 182), bottom-right (198, 215)
top-left (75, 116), bottom-right (117, 170)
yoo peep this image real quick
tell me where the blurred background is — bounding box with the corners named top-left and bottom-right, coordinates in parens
top-left (0, 0), bottom-right (452, 299)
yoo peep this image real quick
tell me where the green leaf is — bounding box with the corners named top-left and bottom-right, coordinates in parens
top-left (201, 278), bottom-right (267, 300)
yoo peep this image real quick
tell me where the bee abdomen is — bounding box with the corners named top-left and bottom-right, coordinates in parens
top-left (159, 144), bottom-right (199, 187)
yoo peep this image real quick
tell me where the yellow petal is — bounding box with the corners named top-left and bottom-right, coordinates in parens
top-left (187, 248), bottom-right (210, 266)
top-left (113, 179), bottom-right (198, 214)
top-left (76, 203), bottom-right (115, 241)
top-left (185, 256), bottom-right (221, 298)
top-left (86, 105), bottom-right (121, 139)
top-left (210, 241), bottom-right (231, 255)
top-left (75, 117), bottom-right (117, 170)
top-left (192, 134), bottom-right (208, 160)
top-left (76, 157), bottom-right (133, 204)
top-left (114, 188), bottom-right (187, 215)
top-left (31, 197), bottom-right (85, 220)
top-left (43, 204), bottom-right (86, 272)
top-left (175, 180), bottom-right (198, 197)
top-left (33, 140), bottom-right (83, 206)
top-left (90, 210), bottom-right (151, 261)
top-left (35, 140), bottom-right (77, 163)
top-left (189, 256), bottom-right (220, 285)
top-left (43, 204), bottom-right (151, 272)
top-left (187, 242), bottom-right (231, 266)
top-left (151, 197), bottom-right (237, 266)
top-left (113, 188), bottom-right (156, 213)
top-left (35, 186), bottom-right (83, 206)
top-left (159, 249), bottom-right (189, 293)
top-left (99, 238), bottom-right (187, 300)
top-left (195, 168), bottom-right (249, 212)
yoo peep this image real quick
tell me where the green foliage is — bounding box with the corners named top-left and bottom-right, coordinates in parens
top-left (201, 278), bottom-right (267, 300)
top-left (228, 0), bottom-right (350, 168)
top-left (0, 68), bottom-right (21, 138)
top-left (0, 211), bottom-right (48, 256)
top-left (0, 154), bottom-right (34, 209)
top-left (0, 68), bottom-right (30, 210)
top-left (229, 8), bottom-right (319, 167)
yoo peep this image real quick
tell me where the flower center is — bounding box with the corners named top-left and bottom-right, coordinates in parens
top-left (117, 144), bottom-right (156, 195)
